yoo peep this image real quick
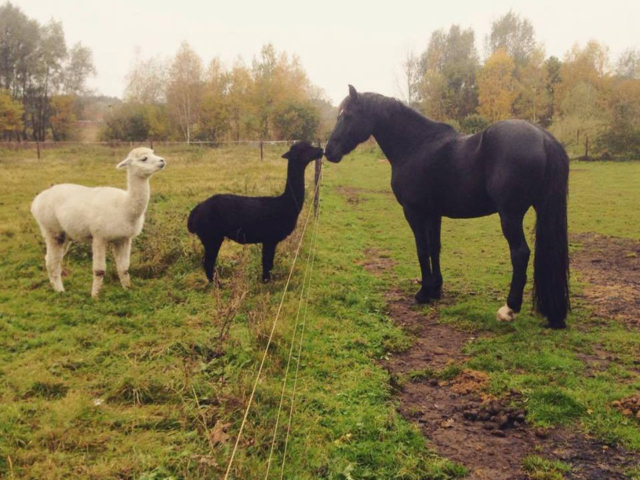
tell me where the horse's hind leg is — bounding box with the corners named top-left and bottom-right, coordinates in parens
top-left (497, 210), bottom-right (530, 322)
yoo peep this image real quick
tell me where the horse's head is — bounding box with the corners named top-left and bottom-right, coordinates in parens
top-left (325, 85), bottom-right (374, 163)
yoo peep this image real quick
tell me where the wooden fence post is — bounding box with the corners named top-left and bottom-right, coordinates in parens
top-left (36, 141), bottom-right (41, 159)
top-left (260, 140), bottom-right (264, 161)
top-left (585, 135), bottom-right (590, 160)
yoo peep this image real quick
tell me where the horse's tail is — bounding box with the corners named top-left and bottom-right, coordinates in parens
top-left (533, 137), bottom-right (570, 328)
top-left (187, 203), bottom-right (202, 234)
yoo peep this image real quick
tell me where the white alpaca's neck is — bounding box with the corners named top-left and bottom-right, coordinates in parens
top-left (125, 170), bottom-right (151, 220)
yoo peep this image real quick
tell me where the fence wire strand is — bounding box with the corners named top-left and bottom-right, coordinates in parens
top-left (223, 174), bottom-right (322, 480)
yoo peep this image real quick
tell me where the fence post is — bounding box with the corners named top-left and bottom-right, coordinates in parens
top-left (585, 135), bottom-right (589, 160)
top-left (314, 140), bottom-right (322, 217)
top-left (260, 140), bottom-right (264, 160)
top-left (150, 139), bottom-right (154, 149)
top-left (36, 141), bottom-right (41, 159)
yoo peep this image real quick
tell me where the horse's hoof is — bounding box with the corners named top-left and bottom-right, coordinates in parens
top-left (496, 304), bottom-right (516, 322)
top-left (415, 289), bottom-right (431, 304)
top-left (429, 287), bottom-right (442, 300)
top-left (262, 276), bottom-right (271, 284)
top-left (546, 319), bottom-right (567, 330)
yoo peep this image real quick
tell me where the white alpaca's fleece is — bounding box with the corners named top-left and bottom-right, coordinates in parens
top-left (31, 147), bottom-right (166, 297)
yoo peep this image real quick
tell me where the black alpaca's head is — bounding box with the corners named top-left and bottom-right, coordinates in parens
top-left (281, 141), bottom-right (324, 165)
top-left (324, 85), bottom-right (374, 163)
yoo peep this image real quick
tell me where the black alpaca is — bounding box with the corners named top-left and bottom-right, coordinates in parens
top-left (324, 86), bottom-right (570, 329)
top-left (187, 142), bottom-right (323, 282)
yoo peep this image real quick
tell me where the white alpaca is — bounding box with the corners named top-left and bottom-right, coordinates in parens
top-left (31, 147), bottom-right (166, 297)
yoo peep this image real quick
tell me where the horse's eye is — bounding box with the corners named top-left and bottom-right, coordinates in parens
top-left (141, 157), bottom-right (147, 162)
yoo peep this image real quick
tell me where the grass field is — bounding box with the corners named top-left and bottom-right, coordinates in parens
top-left (0, 144), bottom-right (639, 479)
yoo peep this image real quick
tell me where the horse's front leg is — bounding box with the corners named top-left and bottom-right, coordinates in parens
top-left (403, 207), bottom-right (434, 304)
top-left (428, 216), bottom-right (443, 299)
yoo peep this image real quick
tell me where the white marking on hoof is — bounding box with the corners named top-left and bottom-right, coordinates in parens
top-left (496, 304), bottom-right (516, 322)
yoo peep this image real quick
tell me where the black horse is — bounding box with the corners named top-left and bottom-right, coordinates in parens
top-left (325, 86), bottom-right (569, 329)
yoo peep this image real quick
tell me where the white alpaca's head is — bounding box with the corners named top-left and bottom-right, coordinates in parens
top-left (117, 147), bottom-right (166, 177)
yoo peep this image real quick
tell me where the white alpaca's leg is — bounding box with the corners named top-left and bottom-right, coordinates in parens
top-left (113, 238), bottom-right (132, 289)
top-left (44, 234), bottom-right (66, 292)
top-left (91, 237), bottom-right (107, 298)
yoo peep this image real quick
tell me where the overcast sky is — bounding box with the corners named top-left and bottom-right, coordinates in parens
top-left (14, 0), bottom-right (640, 105)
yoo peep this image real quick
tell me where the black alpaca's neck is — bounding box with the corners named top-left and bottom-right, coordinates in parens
top-left (369, 97), bottom-right (456, 165)
top-left (281, 161), bottom-right (306, 212)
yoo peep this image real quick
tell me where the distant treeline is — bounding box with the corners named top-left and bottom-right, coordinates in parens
top-left (401, 11), bottom-right (640, 158)
top-left (104, 42), bottom-right (336, 143)
top-left (0, 3), bottom-right (96, 141)
top-left (2, 3), bottom-right (639, 157)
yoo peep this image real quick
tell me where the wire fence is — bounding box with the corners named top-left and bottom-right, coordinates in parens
top-left (0, 139), bottom-right (302, 160)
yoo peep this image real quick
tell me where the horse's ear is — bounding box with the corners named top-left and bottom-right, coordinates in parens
top-left (348, 84), bottom-right (358, 101)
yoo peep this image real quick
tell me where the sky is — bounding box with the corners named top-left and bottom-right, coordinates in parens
top-left (14, 0), bottom-right (640, 105)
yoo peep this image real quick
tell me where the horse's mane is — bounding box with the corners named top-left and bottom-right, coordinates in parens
top-left (347, 92), bottom-right (455, 135)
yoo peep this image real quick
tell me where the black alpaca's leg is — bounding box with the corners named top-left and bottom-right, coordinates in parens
top-left (428, 216), bottom-right (443, 299)
top-left (261, 242), bottom-right (277, 283)
top-left (497, 211), bottom-right (530, 322)
top-left (403, 207), bottom-right (434, 304)
top-left (203, 237), bottom-right (223, 282)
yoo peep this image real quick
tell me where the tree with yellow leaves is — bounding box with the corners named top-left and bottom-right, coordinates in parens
top-left (477, 49), bottom-right (517, 122)
top-left (0, 90), bottom-right (24, 140)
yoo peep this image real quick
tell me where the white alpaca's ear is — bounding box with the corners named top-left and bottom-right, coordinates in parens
top-left (117, 157), bottom-right (132, 169)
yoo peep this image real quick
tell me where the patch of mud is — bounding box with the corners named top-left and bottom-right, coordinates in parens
top-left (361, 247), bottom-right (637, 480)
top-left (612, 395), bottom-right (640, 421)
top-left (571, 232), bottom-right (640, 327)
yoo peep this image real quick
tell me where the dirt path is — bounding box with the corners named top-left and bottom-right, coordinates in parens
top-left (571, 232), bottom-right (640, 327)
top-left (361, 247), bottom-right (636, 480)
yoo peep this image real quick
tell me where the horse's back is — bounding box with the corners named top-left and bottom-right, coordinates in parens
top-left (480, 120), bottom-right (551, 211)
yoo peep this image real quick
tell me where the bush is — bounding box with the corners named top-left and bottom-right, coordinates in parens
top-left (460, 114), bottom-right (490, 134)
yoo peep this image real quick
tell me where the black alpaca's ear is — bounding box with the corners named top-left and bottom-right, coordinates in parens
top-left (281, 151), bottom-right (291, 159)
top-left (348, 84), bottom-right (358, 100)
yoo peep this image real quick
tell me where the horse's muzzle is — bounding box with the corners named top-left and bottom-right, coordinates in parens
top-left (324, 143), bottom-right (343, 163)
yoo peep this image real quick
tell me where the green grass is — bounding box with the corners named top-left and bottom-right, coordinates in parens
top-left (1, 144), bottom-right (639, 479)
top-left (0, 144), bottom-right (464, 479)
top-left (321, 147), bottom-right (640, 451)
top-left (522, 455), bottom-right (571, 480)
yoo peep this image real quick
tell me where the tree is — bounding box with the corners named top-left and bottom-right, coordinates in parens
top-left (416, 25), bottom-right (479, 121)
top-left (31, 20), bottom-right (67, 140)
top-left (272, 100), bottom-right (319, 142)
top-left (512, 47), bottom-right (549, 123)
top-left (544, 56), bottom-right (562, 124)
top-left (486, 11), bottom-right (536, 69)
top-left (616, 48), bottom-right (640, 80)
top-left (477, 49), bottom-right (517, 122)
top-left (63, 43), bottom-right (95, 95)
top-left (554, 40), bottom-right (611, 116)
top-left (166, 42), bottom-right (203, 143)
top-left (397, 49), bottom-right (420, 107)
top-left (49, 94), bottom-right (76, 140)
top-left (197, 57), bottom-right (230, 141)
top-left (226, 59), bottom-right (255, 141)
top-left (0, 89), bottom-right (23, 139)
top-left (596, 78), bottom-right (640, 157)
top-left (124, 53), bottom-right (167, 104)
top-left (0, 4), bottom-right (95, 140)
